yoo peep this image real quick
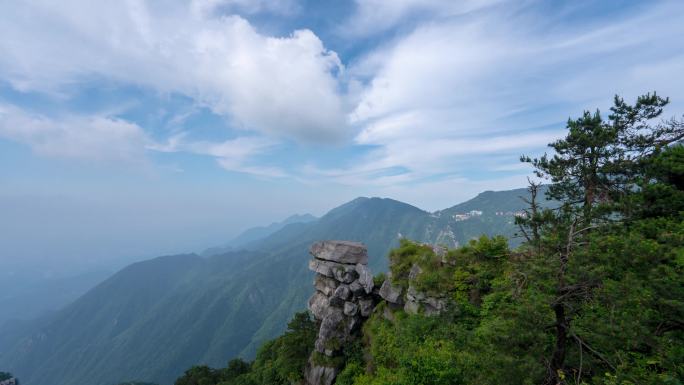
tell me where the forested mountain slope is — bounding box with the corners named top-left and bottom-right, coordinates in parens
top-left (0, 190), bottom-right (544, 385)
top-left (172, 93), bottom-right (684, 385)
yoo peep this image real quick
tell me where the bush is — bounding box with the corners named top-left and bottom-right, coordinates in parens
top-left (0, 373), bottom-right (13, 381)
top-left (372, 272), bottom-right (386, 287)
top-left (175, 311), bottom-right (317, 385)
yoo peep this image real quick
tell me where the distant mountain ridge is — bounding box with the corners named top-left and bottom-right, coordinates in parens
top-left (0, 186), bottom-right (552, 385)
top-left (201, 214), bottom-right (317, 256)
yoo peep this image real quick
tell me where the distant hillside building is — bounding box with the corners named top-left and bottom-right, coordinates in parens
top-left (0, 378), bottom-right (17, 385)
top-left (452, 210), bottom-right (484, 221)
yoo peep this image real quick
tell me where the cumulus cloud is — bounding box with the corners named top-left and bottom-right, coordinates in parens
top-left (0, 104), bottom-right (149, 162)
top-left (0, 0), bottom-right (347, 142)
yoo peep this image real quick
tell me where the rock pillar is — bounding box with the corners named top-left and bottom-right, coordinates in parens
top-left (305, 240), bottom-right (374, 385)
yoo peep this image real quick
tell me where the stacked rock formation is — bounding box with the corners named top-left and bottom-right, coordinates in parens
top-left (305, 241), bottom-right (375, 385)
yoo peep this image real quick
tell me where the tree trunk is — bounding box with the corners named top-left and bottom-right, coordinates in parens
top-left (547, 302), bottom-right (568, 384)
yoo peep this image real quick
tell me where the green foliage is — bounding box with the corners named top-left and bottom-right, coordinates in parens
top-left (334, 339), bottom-right (366, 385)
top-left (335, 361), bottom-right (364, 385)
top-left (514, 93), bottom-right (684, 384)
top-left (174, 366), bottom-right (222, 385)
top-left (463, 234), bottom-right (508, 259)
top-left (174, 311), bottom-right (317, 385)
top-left (353, 234), bottom-right (558, 384)
top-left (116, 382), bottom-right (159, 385)
top-left (388, 239), bottom-right (438, 288)
top-left (0, 372), bottom-right (13, 381)
top-left (522, 91), bottom-right (682, 222)
top-left (386, 236), bottom-right (510, 311)
top-left (568, 218), bottom-right (684, 384)
top-left (637, 145), bottom-right (684, 219)
top-left (352, 93), bottom-right (684, 385)
top-left (356, 220), bottom-right (683, 384)
top-left (372, 272), bottom-right (386, 288)
top-left (355, 311), bottom-right (467, 385)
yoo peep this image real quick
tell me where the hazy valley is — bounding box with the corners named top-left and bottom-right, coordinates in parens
top-left (0, 188), bottom-right (548, 385)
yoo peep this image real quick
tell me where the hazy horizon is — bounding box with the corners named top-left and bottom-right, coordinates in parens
top-left (2, 0), bottom-right (683, 273)
top-left (0, 187), bottom-right (521, 275)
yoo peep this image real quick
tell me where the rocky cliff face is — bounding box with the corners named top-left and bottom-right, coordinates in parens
top-left (304, 241), bottom-right (375, 385)
top-left (304, 241), bottom-right (450, 385)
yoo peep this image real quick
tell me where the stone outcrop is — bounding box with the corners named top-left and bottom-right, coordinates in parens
top-left (379, 263), bottom-right (447, 317)
top-left (405, 283), bottom-right (447, 316)
top-left (305, 363), bottom-right (338, 385)
top-left (378, 272), bottom-right (404, 305)
top-left (310, 240), bottom-right (368, 265)
top-left (305, 241), bottom-right (375, 385)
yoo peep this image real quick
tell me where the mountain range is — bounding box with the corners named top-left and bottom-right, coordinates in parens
top-left (201, 214), bottom-right (318, 256)
top-left (0, 187), bottom-right (550, 385)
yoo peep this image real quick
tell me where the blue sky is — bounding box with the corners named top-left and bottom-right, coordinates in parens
top-left (1, 0), bottom-right (683, 269)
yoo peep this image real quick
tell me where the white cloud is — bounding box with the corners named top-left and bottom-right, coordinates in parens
top-left (191, 0), bottom-right (300, 17)
top-left (0, 104), bottom-right (281, 177)
top-left (299, 129), bottom-right (559, 188)
top-left (330, 0), bottom-right (684, 187)
top-left (216, 161), bottom-right (289, 178)
top-left (342, 0), bottom-right (507, 37)
top-left (0, 104), bottom-right (149, 162)
top-left (1, 0), bottom-right (683, 190)
top-left (0, 0), bottom-right (346, 142)
top-left (148, 133), bottom-right (285, 177)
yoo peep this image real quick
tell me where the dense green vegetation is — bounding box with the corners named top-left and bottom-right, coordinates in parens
top-left (115, 382), bottom-right (159, 385)
top-left (175, 92), bottom-right (683, 385)
top-left (353, 93), bottom-right (684, 385)
top-left (174, 312), bottom-right (317, 385)
top-left (0, 372), bottom-right (13, 381)
top-left (354, 93), bottom-right (684, 384)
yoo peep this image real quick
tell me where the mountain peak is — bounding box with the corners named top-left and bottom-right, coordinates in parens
top-left (283, 213), bottom-right (317, 224)
top-left (322, 196), bottom-right (427, 221)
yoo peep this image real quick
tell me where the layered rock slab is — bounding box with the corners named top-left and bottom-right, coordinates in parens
top-left (310, 240), bottom-right (368, 265)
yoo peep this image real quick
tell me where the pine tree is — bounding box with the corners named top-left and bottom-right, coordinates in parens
top-left (519, 92), bottom-right (684, 384)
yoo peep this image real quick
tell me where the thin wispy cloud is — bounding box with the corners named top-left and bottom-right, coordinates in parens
top-left (148, 134), bottom-right (285, 177)
top-left (0, 104), bottom-right (149, 163)
top-left (340, 0), bottom-right (684, 186)
top-left (340, 0), bottom-right (507, 38)
top-left (191, 0), bottom-right (301, 18)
